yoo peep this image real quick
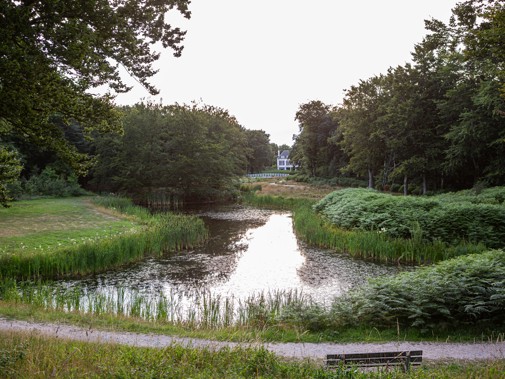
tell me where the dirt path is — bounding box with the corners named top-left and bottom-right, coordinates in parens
top-left (1, 317), bottom-right (504, 361)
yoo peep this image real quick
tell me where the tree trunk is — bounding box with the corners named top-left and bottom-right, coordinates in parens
top-left (368, 168), bottom-right (374, 189)
top-left (403, 175), bottom-right (408, 196)
top-left (422, 174), bottom-right (427, 195)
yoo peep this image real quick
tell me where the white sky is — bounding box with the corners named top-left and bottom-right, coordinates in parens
top-left (110, 0), bottom-right (457, 146)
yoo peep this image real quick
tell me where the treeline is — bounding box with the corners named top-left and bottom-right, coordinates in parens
top-left (292, 0), bottom-right (505, 193)
top-left (2, 102), bottom-right (275, 205)
top-left (90, 102), bottom-right (273, 203)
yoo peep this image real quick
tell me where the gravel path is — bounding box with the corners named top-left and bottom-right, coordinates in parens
top-left (1, 317), bottom-right (504, 361)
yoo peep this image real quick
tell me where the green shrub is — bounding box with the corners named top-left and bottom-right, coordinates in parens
top-left (314, 188), bottom-right (505, 248)
top-left (23, 168), bottom-right (87, 197)
top-left (330, 250), bottom-right (505, 331)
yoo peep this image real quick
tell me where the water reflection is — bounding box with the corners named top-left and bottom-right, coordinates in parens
top-left (56, 206), bottom-right (403, 305)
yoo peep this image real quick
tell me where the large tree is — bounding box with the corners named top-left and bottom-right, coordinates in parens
top-left (293, 100), bottom-right (343, 177)
top-left (425, 0), bottom-right (505, 186)
top-left (0, 0), bottom-right (191, 174)
top-left (90, 103), bottom-right (247, 202)
top-left (339, 76), bottom-right (389, 188)
top-left (244, 129), bottom-right (272, 173)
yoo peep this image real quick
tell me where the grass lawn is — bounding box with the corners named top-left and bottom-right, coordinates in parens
top-left (242, 178), bottom-right (336, 200)
top-left (0, 197), bottom-right (140, 256)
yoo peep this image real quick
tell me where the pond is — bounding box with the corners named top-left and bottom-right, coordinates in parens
top-left (53, 206), bottom-right (403, 313)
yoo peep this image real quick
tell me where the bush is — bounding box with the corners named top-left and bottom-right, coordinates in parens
top-left (330, 250), bottom-right (505, 331)
top-left (314, 188), bottom-right (505, 248)
top-left (23, 168), bottom-right (87, 197)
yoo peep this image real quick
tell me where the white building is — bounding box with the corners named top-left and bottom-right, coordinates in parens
top-left (276, 150), bottom-right (296, 171)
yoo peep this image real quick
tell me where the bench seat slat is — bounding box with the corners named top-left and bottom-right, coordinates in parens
top-left (327, 350), bottom-right (423, 360)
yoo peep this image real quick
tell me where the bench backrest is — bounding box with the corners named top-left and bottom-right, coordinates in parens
top-left (326, 350), bottom-right (423, 371)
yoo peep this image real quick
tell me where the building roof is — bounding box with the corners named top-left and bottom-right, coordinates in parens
top-left (279, 150), bottom-right (290, 159)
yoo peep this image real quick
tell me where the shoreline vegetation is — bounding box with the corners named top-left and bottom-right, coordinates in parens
top-left (0, 196), bottom-right (208, 280)
top-left (241, 185), bottom-right (505, 265)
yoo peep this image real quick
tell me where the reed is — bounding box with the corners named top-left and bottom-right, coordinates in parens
top-left (243, 192), bottom-right (486, 265)
top-left (0, 196), bottom-right (208, 280)
top-left (0, 280), bottom-right (310, 330)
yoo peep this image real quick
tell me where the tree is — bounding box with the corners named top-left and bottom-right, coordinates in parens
top-left (90, 103), bottom-right (248, 202)
top-left (0, 0), bottom-right (191, 173)
top-left (0, 147), bottom-right (22, 207)
top-left (244, 130), bottom-right (272, 173)
top-left (293, 100), bottom-right (343, 177)
top-left (339, 77), bottom-right (389, 188)
top-left (425, 0), bottom-right (505, 186)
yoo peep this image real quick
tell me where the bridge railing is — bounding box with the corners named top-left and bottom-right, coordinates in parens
top-left (246, 173), bottom-right (290, 178)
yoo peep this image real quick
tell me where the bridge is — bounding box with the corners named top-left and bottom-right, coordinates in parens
top-left (246, 173), bottom-right (290, 178)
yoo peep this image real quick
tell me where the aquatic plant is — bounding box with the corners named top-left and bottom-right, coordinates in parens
top-left (0, 281), bottom-right (310, 330)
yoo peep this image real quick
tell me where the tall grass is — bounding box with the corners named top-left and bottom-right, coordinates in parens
top-left (293, 202), bottom-right (485, 264)
top-left (3, 330), bottom-right (505, 379)
top-left (243, 192), bottom-right (484, 264)
top-left (2, 330), bottom-right (505, 378)
top-left (0, 280), bottom-right (309, 329)
top-left (0, 196), bottom-right (208, 279)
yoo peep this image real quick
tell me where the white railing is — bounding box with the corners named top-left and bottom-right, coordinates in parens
top-left (246, 173), bottom-right (290, 178)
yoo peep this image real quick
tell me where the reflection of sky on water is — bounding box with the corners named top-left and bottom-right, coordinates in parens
top-left (55, 206), bottom-right (404, 305)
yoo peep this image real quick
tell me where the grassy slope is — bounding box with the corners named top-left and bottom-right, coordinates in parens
top-left (0, 197), bottom-right (138, 255)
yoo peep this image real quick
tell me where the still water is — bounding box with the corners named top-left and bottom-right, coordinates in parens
top-left (57, 206), bottom-right (402, 306)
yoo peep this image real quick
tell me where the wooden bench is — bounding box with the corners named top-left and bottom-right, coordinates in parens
top-left (326, 350), bottom-right (423, 372)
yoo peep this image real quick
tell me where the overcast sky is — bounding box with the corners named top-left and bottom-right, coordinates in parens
top-left (110, 0), bottom-right (457, 146)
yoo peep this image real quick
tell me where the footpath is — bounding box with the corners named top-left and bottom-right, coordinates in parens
top-left (1, 317), bottom-right (504, 361)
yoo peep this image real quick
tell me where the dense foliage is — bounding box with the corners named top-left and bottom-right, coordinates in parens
top-left (0, 147), bottom-right (22, 206)
top-left (331, 250), bottom-right (505, 331)
top-left (314, 188), bottom-right (505, 248)
top-left (90, 103), bottom-right (272, 203)
top-left (0, 0), bottom-right (191, 174)
top-left (292, 0), bottom-right (505, 192)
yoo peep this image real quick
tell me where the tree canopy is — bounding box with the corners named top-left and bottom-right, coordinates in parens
top-left (292, 0), bottom-right (505, 193)
top-left (90, 103), bottom-right (256, 203)
top-left (0, 0), bottom-right (191, 173)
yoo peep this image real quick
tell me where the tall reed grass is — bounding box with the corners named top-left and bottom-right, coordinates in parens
top-left (0, 196), bottom-right (208, 280)
top-left (0, 279), bottom-right (309, 329)
top-left (243, 192), bottom-right (485, 264)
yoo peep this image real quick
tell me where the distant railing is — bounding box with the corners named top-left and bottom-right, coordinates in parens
top-left (246, 173), bottom-right (290, 178)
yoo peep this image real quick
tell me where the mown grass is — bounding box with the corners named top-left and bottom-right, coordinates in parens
top-left (1, 330), bottom-right (504, 379)
top-left (0, 197), bottom-right (136, 253)
top-left (0, 196), bottom-right (208, 279)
